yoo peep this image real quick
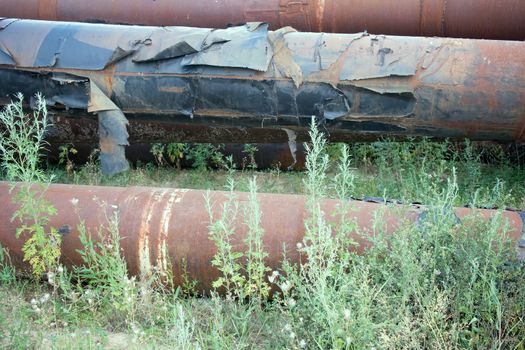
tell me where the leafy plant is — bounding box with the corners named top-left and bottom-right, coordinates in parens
top-left (167, 143), bottom-right (187, 170)
top-left (0, 244), bottom-right (15, 284)
top-left (206, 174), bottom-right (270, 300)
top-left (12, 184), bottom-right (61, 276)
top-left (205, 178), bottom-right (243, 296)
top-left (0, 93), bottom-right (61, 276)
top-left (150, 143), bottom-right (166, 167)
top-left (187, 143), bottom-right (226, 170)
top-left (0, 93), bottom-right (50, 183)
top-left (75, 211), bottom-right (137, 312)
top-left (58, 143), bottom-right (78, 176)
top-left (242, 144), bottom-right (258, 170)
top-left (242, 177), bottom-right (271, 300)
top-left (277, 118), bottom-right (525, 349)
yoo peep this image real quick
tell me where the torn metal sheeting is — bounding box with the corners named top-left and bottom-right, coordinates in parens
top-left (0, 19), bottom-right (524, 175)
top-left (1, 0), bottom-right (524, 40)
top-left (0, 181), bottom-right (523, 292)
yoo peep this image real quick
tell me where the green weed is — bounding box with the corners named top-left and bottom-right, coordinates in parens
top-left (0, 94), bottom-right (61, 277)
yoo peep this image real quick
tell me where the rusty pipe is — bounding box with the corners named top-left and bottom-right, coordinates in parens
top-left (0, 182), bottom-right (523, 291)
top-left (0, 19), bottom-right (524, 175)
top-left (0, 0), bottom-right (524, 40)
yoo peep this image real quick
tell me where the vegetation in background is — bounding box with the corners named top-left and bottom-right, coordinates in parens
top-left (0, 108), bottom-right (524, 348)
top-left (58, 143), bottom-right (78, 176)
top-left (242, 143), bottom-right (258, 170)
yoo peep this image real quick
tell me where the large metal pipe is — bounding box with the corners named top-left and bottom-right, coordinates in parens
top-left (1, 0), bottom-right (524, 40)
top-left (0, 182), bottom-right (524, 291)
top-left (0, 19), bottom-right (524, 175)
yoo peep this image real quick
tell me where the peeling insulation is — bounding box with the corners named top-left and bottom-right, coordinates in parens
top-left (0, 19), bottom-right (524, 174)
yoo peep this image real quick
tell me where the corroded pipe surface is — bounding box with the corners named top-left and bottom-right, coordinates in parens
top-left (0, 19), bottom-right (524, 175)
top-left (1, 0), bottom-right (524, 40)
top-left (1, 182), bottom-right (524, 291)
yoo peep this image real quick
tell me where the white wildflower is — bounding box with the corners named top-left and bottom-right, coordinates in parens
top-left (287, 298), bottom-right (296, 308)
top-left (343, 309), bottom-right (351, 320)
top-left (299, 339), bottom-right (307, 348)
top-left (47, 272), bottom-right (55, 284)
top-left (280, 281), bottom-right (292, 293)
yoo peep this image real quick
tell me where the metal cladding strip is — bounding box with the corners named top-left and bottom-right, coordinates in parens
top-left (0, 20), bottom-right (524, 175)
top-left (0, 181), bottom-right (523, 292)
top-left (1, 0), bottom-right (524, 40)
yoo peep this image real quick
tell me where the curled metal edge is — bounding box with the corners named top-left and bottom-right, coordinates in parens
top-left (89, 82), bottom-right (130, 175)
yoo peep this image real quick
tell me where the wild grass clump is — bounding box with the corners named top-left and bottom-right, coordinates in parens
top-left (0, 108), bottom-right (524, 348)
top-left (276, 120), bottom-right (525, 349)
top-left (348, 138), bottom-right (525, 208)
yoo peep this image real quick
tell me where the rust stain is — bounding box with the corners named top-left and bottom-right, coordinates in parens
top-left (314, 0), bottom-right (325, 32)
top-left (0, 181), bottom-right (523, 292)
top-left (38, 0), bottom-right (58, 20)
top-left (1, 0), bottom-right (525, 40)
top-left (158, 86), bottom-right (186, 93)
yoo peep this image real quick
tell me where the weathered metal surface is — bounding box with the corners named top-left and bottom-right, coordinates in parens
top-left (0, 19), bottom-right (524, 174)
top-left (1, 0), bottom-right (524, 40)
top-left (1, 181), bottom-right (523, 291)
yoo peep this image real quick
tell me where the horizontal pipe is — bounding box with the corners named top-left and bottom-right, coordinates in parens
top-left (0, 19), bottom-right (524, 174)
top-left (1, 182), bottom-right (524, 291)
top-left (0, 0), bottom-right (524, 40)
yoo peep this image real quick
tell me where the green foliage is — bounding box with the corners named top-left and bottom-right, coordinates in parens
top-left (277, 120), bottom-right (525, 349)
top-left (1, 103), bottom-right (524, 348)
top-left (180, 258), bottom-right (198, 298)
top-left (0, 94), bottom-right (61, 277)
top-left (0, 93), bottom-right (50, 183)
top-left (75, 212), bottom-right (136, 312)
top-left (205, 178), bottom-right (244, 296)
top-left (206, 174), bottom-right (271, 300)
top-left (151, 143), bottom-right (188, 169)
top-left (187, 143), bottom-right (226, 170)
top-left (150, 143), bottom-right (167, 166)
top-left (12, 184), bottom-right (61, 277)
top-left (167, 143), bottom-right (187, 170)
top-left (242, 177), bottom-right (271, 300)
top-left (242, 143), bottom-right (258, 170)
top-left (58, 143), bottom-right (78, 175)
top-left (0, 244), bottom-right (15, 284)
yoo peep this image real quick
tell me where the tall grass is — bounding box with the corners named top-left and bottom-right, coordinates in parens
top-left (0, 111), bottom-right (524, 348)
